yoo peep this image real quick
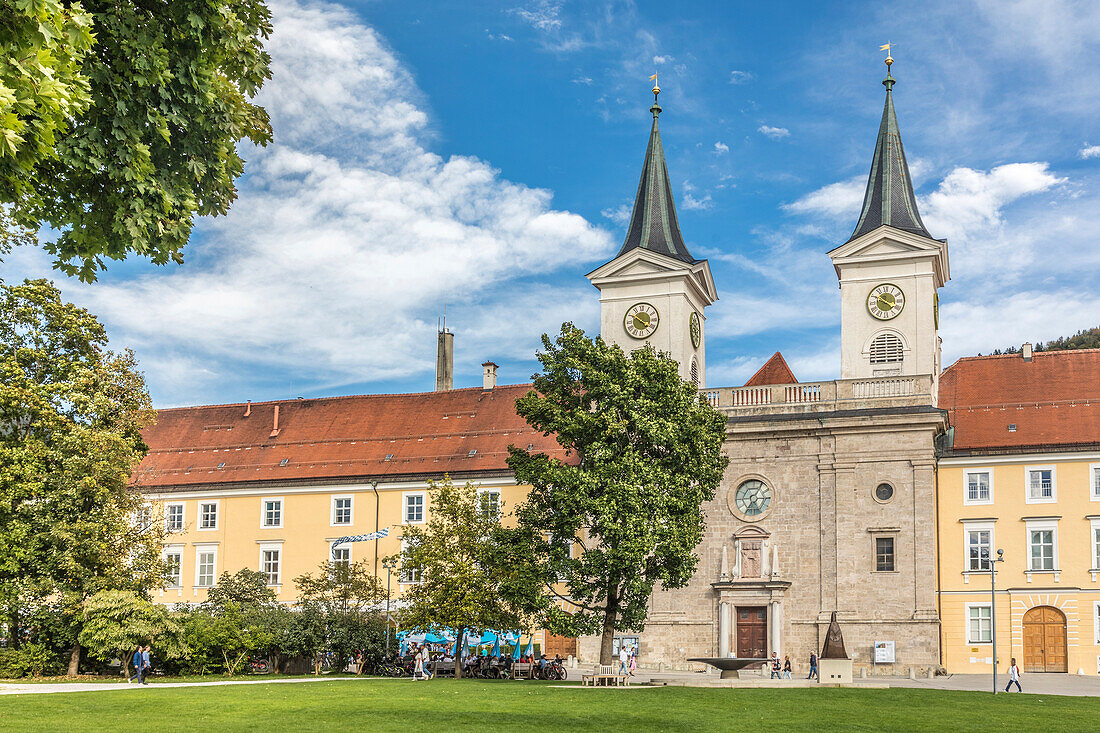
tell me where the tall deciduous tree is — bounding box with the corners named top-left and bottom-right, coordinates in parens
top-left (1, 0), bottom-right (273, 281)
top-left (294, 561), bottom-right (386, 675)
top-left (79, 590), bottom-right (186, 678)
top-left (505, 324), bottom-right (728, 665)
top-left (395, 478), bottom-right (531, 678)
top-left (0, 279), bottom-right (162, 674)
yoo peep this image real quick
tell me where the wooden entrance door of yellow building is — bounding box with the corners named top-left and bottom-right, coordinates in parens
top-left (1022, 606), bottom-right (1067, 673)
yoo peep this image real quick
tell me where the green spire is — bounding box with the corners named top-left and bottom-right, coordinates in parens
top-left (615, 88), bottom-right (695, 263)
top-left (847, 66), bottom-right (932, 243)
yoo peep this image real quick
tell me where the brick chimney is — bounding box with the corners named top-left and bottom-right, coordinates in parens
top-left (435, 328), bottom-right (454, 391)
top-left (1022, 342), bottom-right (1033, 362)
top-left (482, 361), bottom-right (498, 390)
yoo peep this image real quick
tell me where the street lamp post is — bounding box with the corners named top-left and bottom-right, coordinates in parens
top-left (382, 558), bottom-right (397, 656)
top-left (990, 548), bottom-right (1004, 695)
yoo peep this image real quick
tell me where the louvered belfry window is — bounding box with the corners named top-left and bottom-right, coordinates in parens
top-left (869, 333), bottom-right (904, 364)
top-left (690, 357), bottom-right (699, 387)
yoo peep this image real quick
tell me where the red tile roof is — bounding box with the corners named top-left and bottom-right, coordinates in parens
top-left (744, 352), bottom-right (797, 387)
top-left (133, 384), bottom-right (569, 491)
top-left (939, 349), bottom-right (1100, 452)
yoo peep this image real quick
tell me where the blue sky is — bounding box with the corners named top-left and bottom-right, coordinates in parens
top-left (8, 0), bottom-right (1100, 407)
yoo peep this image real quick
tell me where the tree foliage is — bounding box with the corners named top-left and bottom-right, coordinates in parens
top-left (1, 0), bottom-right (273, 281)
top-left (988, 326), bottom-right (1100, 356)
top-left (294, 560), bottom-right (386, 675)
top-left (504, 324), bottom-right (729, 664)
top-left (395, 477), bottom-right (532, 678)
top-left (0, 279), bottom-right (161, 671)
top-left (79, 590), bottom-right (185, 676)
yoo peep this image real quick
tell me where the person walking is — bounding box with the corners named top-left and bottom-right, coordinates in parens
top-left (618, 644), bottom-right (630, 676)
top-left (412, 643), bottom-right (424, 681)
top-left (1005, 658), bottom-right (1022, 692)
top-left (629, 647), bottom-right (637, 677)
top-left (769, 652), bottom-right (781, 679)
top-left (807, 651), bottom-right (819, 680)
top-left (127, 646), bottom-right (143, 684)
top-left (141, 646), bottom-right (151, 685)
top-left (782, 655), bottom-right (792, 679)
top-left (419, 644), bottom-right (432, 680)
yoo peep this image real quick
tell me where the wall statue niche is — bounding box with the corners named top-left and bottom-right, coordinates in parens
top-left (729, 525), bottom-right (772, 580)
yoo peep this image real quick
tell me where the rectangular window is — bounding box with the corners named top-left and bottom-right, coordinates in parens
top-left (404, 493), bottom-right (424, 524)
top-left (1092, 466), bottom-right (1100, 500)
top-left (967, 605), bottom-right (992, 643)
top-left (1094, 523), bottom-right (1100, 570)
top-left (1095, 603), bottom-right (1100, 645)
top-left (965, 471), bottom-right (991, 503)
top-left (199, 502), bottom-right (218, 530)
top-left (196, 549), bottom-right (216, 587)
top-left (400, 539), bottom-right (420, 583)
top-left (333, 497), bottom-right (352, 525)
top-left (1030, 529), bottom-right (1055, 570)
top-left (331, 546), bottom-right (350, 567)
top-left (261, 548), bottom-right (281, 586)
top-left (263, 498), bottom-right (283, 528)
top-left (967, 529), bottom-right (991, 571)
top-left (478, 489), bottom-right (501, 519)
top-left (135, 505), bottom-right (153, 531)
top-left (875, 536), bottom-right (895, 572)
top-left (1026, 467), bottom-right (1055, 502)
top-left (165, 551), bottom-right (182, 588)
top-left (165, 503), bottom-right (184, 532)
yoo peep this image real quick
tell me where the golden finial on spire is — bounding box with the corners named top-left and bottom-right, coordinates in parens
top-left (879, 42), bottom-right (893, 68)
top-left (649, 72), bottom-right (660, 102)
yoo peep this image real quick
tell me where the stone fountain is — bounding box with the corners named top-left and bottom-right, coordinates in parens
top-left (686, 657), bottom-right (770, 679)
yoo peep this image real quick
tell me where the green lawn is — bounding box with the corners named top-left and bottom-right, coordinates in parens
top-left (1, 679), bottom-right (1096, 732)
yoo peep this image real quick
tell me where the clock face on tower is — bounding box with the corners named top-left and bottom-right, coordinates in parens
top-left (867, 283), bottom-right (905, 320)
top-left (689, 312), bottom-right (701, 349)
top-left (624, 302), bottom-right (659, 339)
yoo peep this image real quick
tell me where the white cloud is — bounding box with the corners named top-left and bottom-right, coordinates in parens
top-left (713, 141), bottom-right (730, 154)
top-left (653, 55), bottom-right (672, 65)
top-left (486, 30), bottom-right (514, 41)
top-left (1081, 143), bottom-right (1100, 159)
top-left (510, 1), bottom-right (563, 31)
top-left (729, 70), bottom-right (752, 84)
top-left (758, 125), bottom-right (790, 140)
top-left (572, 75), bottom-right (593, 85)
top-left (782, 175), bottom-right (865, 220)
top-left (601, 204), bottom-right (632, 226)
top-left (683, 193), bottom-right (713, 210)
top-left (56, 0), bottom-right (613, 404)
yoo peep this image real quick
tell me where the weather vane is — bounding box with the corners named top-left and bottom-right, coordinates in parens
top-left (649, 72), bottom-right (660, 103)
top-left (880, 42), bottom-right (893, 68)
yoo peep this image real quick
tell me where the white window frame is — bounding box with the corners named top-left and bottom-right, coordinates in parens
top-left (1094, 601), bottom-right (1100, 645)
top-left (194, 545), bottom-right (217, 588)
top-left (1092, 519), bottom-right (1100, 572)
top-left (873, 534), bottom-right (897, 573)
top-left (331, 495), bottom-right (354, 526)
top-left (963, 469), bottom-right (994, 506)
top-left (135, 504), bottom-right (154, 532)
top-left (165, 502), bottom-right (185, 533)
top-left (1026, 519), bottom-right (1059, 572)
top-left (1091, 464), bottom-right (1100, 502)
top-left (198, 500), bottom-right (219, 531)
top-left (259, 542), bottom-right (283, 587)
top-left (963, 521), bottom-right (995, 573)
top-left (965, 603), bottom-right (992, 644)
top-left (163, 545), bottom-right (184, 589)
top-left (399, 538), bottom-right (420, 584)
top-left (403, 491), bottom-right (425, 525)
top-left (1024, 465), bottom-right (1057, 504)
top-left (477, 488), bottom-right (501, 519)
top-left (329, 542), bottom-right (351, 567)
top-left (261, 497), bottom-right (284, 528)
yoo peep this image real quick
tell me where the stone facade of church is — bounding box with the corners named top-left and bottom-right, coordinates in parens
top-left (579, 65), bottom-right (950, 674)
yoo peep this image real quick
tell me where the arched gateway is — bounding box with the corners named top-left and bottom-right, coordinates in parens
top-left (1022, 606), bottom-right (1067, 673)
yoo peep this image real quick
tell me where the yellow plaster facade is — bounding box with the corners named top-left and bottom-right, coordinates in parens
top-left (145, 477), bottom-right (529, 606)
top-left (938, 453), bottom-right (1100, 675)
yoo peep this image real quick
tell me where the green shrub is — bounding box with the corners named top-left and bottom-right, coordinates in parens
top-left (0, 644), bottom-right (61, 678)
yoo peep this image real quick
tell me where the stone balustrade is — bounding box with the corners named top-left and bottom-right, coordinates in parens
top-left (702, 374), bottom-right (935, 414)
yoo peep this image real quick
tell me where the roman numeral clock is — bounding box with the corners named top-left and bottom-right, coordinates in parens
top-left (624, 302), bottom-right (659, 339)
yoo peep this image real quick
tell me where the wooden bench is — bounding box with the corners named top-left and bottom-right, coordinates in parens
top-left (581, 664), bottom-right (628, 686)
top-left (511, 662), bottom-right (533, 680)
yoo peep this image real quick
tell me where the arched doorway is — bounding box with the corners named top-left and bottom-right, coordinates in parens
top-left (1022, 606), bottom-right (1067, 673)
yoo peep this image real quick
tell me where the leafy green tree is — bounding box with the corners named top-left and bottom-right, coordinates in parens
top-left (2, 1), bottom-right (273, 281)
top-left (78, 590), bottom-right (185, 678)
top-left (395, 477), bottom-right (531, 678)
top-left (504, 324), bottom-right (729, 664)
top-left (0, 279), bottom-right (162, 675)
top-left (294, 560), bottom-right (385, 675)
top-left (203, 569), bottom-right (278, 614)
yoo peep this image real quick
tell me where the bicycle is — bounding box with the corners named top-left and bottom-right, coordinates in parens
top-left (247, 655), bottom-right (271, 674)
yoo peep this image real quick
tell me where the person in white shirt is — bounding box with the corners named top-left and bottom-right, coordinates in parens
top-left (1005, 658), bottom-right (1021, 692)
top-left (618, 645), bottom-right (630, 676)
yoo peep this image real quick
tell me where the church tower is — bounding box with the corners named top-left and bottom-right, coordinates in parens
top-left (828, 58), bottom-right (949, 391)
top-left (586, 83), bottom-right (717, 386)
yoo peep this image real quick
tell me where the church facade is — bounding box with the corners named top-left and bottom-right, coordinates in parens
top-left (578, 67), bottom-right (949, 673)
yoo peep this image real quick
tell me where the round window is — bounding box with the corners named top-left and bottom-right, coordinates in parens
top-left (735, 480), bottom-right (772, 517)
top-left (875, 483), bottom-right (895, 502)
